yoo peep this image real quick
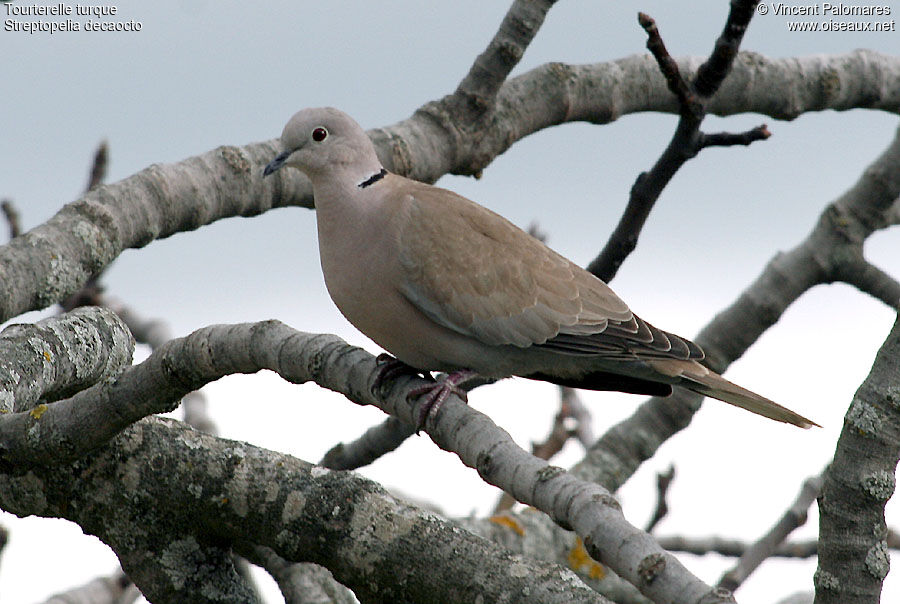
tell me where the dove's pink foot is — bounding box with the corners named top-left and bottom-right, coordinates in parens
top-left (372, 354), bottom-right (478, 431)
top-left (407, 369), bottom-right (479, 431)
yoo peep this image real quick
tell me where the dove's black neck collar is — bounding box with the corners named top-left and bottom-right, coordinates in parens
top-left (358, 168), bottom-right (387, 189)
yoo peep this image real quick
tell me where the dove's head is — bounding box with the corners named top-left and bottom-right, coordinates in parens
top-left (263, 107), bottom-right (382, 182)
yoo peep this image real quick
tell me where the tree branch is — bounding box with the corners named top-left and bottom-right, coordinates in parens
top-left (1, 417), bottom-right (611, 604)
top-left (694, 0), bottom-right (760, 98)
top-left (816, 312), bottom-right (900, 603)
top-left (238, 546), bottom-right (357, 604)
top-left (453, 0), bottom-right (557, 111)
top-left (718, 474), bottom-right (824, 591)
top-left (1, 199), bottom-right (20, 240)
top-left (832, 255), bottom-right (900, 309)
top-left (0, 306), bottom-right (134, 415)
top-left (588, 3), bottom-right (765, 282)
top-left (699, 124), bottom-right (771, 148)
top-left (493, 387), bottom-right (587, 514)
top-left (637, 13), bottom-right (693, 108)
top-left (41, 571), bottom-right (132, 604)
top-left (657, 529), bottom-right (900, 559)
top-left (0, 319), bottom-right (729, 603)
top-left (319, 416), bottom-right (414, 470)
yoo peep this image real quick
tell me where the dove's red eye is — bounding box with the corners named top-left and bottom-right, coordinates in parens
top-left (312, 127), bottom-right (328, 142)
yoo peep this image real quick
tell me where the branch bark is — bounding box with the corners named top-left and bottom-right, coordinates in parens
top-left (0, 417), bottom-right (610, 604)
top-left (319, 416), bottom-right (414, 471)
top-left (816, 312), bottom-right (900, 603)
top-left (0, 306), bottom-right (133, 415)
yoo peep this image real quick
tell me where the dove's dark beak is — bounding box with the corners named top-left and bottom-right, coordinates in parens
top-left (263, 150), bottom-right (291, 177)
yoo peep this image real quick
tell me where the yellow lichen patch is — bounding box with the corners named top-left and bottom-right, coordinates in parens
top-left (30, 404), bottom-right (49, 420)
top-left (43, 351), bottom-right (51, 362)
top-left (567, 536), bottom-right (605, 580)
top-left (489, 513), bottom-right (525, 536)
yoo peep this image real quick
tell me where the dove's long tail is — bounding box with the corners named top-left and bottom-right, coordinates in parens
top-left (676, 364), bottom-right (819, 429)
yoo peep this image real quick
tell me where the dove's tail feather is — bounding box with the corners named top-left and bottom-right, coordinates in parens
top-left (680, 368), bottom-right (819, 429)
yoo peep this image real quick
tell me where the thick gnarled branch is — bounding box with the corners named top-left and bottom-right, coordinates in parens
top-left (0, 307), bottom-right (133, 415)
top-left (1, 417), bottom-right (609, 604)
top-left (816, 313), bottom-right (900, 602)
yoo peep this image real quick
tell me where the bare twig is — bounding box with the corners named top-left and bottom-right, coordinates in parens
top-left (658, 529), bottom-right (900, 559)
top-left (560, 386), bottom-right (594, 446)
top-left (1, 199), bottom-right (21, 240)
top-left (718, 473), bottom-right (824, 591)
top-left (694, 0), bottom-right (760, 97)
top-left (86, 140), bottom-right (109, 192)
top-left (700, 124), bottom-right (771, 149)
top-left (454, 0), bottom-right (558, 111)
top-left (637, 12), bottom-right (694, 109)
top-left (645, 465), bottom-right (675, 534)
top-left (41, 571), bottom-right (131, 604)
top-left (588, 2), bottom-right (767, 282)
top-left (320, 416), bottom-right (415, 470)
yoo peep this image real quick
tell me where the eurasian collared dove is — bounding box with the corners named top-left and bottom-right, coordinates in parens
top-left (264, 107), bottom-right (817, 429)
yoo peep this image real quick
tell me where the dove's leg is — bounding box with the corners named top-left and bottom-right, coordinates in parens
top-left (406, 369), bottom-right (479, 431)
top-left (372, 354), bottom-right (478, 431)
top-left (372, 353), bottom-right (424, 395)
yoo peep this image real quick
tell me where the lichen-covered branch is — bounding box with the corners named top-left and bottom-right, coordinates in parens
top-left (816, 312), bottom-right (900, 603)
top-left (0, 306), bottom-right (133, 414)
top-left (0, 417), bottom-right (609, 604)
